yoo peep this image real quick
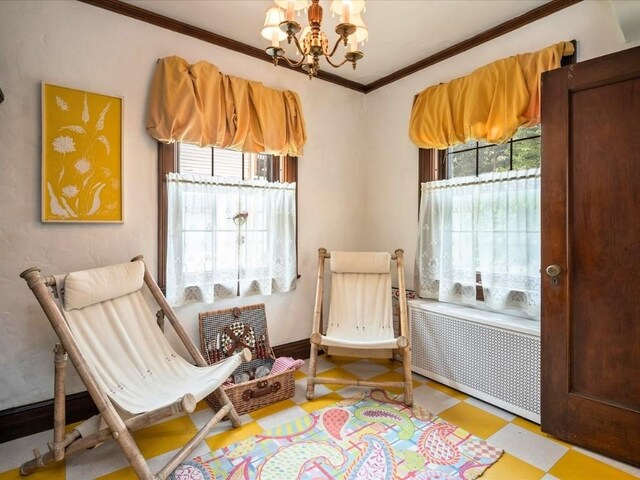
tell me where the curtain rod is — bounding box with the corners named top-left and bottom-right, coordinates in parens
top-left (422, 169), bottom-right (540, 190)
top-left (167, 173), bottom-right (295, 190)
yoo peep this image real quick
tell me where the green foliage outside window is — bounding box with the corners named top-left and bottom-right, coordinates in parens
top-left (448, 124), bottom-right (541, 177)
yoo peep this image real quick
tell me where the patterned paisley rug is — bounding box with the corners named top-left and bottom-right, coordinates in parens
top-left (170, 390), bottom-right (503, 479)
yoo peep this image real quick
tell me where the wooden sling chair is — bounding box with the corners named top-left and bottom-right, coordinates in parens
top-left (306, 248), bottom-right (413, 406)
top-left (18, 256), bottom-right (251, 479)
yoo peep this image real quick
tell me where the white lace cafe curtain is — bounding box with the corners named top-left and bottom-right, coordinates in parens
top-left (416, 168), bottom-right (541, 318)
top-left (166, 172), bottom-right (297, 306)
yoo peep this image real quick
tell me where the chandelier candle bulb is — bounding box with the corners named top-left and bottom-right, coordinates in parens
top-left (342, 0), bottom-right (350, 24)
top-left (330, 0), bottom-right (365, 16)
top-left (286, 1), bottom-right (294, 22)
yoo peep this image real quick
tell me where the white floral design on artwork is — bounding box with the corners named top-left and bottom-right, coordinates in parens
top-left (97, 135), bottom-right (110, 154)
top-left (47, 90), bottom-right (117, 220)
top-left (96, 103), bottom-right (110, 131)
top-left (59, 125), bottom-right (86, 134)
top-left (47, 182), bottom-right (70, 218)
top-left (55, 96), bottom-right (69, 111)
top-left (52, 136), bottom-right (76, 154)
top-left (75, 159), bottom-right (91, 174)
top-left (82, 93), bottom-right (90, 124)
top-left (62, 185), bottom-right (79, 198)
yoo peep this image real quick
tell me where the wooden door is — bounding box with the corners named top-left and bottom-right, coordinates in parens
top-left (541, 45), bottom-right (640, 467)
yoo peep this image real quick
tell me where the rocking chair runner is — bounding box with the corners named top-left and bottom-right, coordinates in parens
top-left (18, 256), bottom-right (251, 480)
top-left (306, 248), bottom-right (413, 406)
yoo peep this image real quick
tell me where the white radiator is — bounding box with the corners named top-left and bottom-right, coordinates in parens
top-left (409, 300), bottom-right (541, 423)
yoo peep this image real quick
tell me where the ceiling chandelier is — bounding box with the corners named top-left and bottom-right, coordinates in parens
top-left (261, 0), bottom-right (368, 78)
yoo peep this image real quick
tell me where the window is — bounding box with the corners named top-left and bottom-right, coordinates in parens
top-left (419, 125), bottom-right (541, 185)
top-left (447, 125), bottom-right (541, 177)
top-left (417, 126), bottom-right (541, 318)
top-left (178, 144), bottom-right (280, 181)
top-left (158, 143), bottom-right (298, 303)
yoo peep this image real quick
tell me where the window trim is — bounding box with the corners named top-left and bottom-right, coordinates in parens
top-left (157, 142), bottom-right (298, 293)
top-left (418, 147), bottom-right (447, 183)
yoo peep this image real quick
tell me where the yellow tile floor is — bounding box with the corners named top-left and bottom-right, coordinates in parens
top-left (1, 355), bottom-right (638, 480)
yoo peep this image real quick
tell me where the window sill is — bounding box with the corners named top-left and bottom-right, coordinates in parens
top-left (407, 299), bottom-right (540, 337)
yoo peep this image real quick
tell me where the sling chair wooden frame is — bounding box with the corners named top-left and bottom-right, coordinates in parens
top-left (18, 255), bottom-right (250, 480)
top-left (306, 248), bottom-right (414, 406)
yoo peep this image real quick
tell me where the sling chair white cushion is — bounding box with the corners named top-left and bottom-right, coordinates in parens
top-left (322, 252), bottom-right (398, 349)
top-left (64, 261), bottom-right (145, 310)
top-left (60, 261), bottom-right (242, 414)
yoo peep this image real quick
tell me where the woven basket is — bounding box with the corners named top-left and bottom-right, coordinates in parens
top-left (199, 304), bottom-right (295, 416)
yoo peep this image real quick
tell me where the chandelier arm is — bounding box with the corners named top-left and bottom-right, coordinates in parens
top-left (279, 55), bottom-right (309, 68)
top-left (324, 35), bottom-right (347, 58)
top-left (290, 34), bottom-right (309, 58)
top-left (323, 54), bottom-right (350, 69)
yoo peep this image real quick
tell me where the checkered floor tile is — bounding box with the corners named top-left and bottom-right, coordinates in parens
top-left (1, 355), bottom-right (639, 480)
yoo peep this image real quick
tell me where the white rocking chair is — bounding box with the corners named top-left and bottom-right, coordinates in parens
top-left (18, 256), bottom-right (250, 479)
top-left (306, 248), bottom-right (413, 406)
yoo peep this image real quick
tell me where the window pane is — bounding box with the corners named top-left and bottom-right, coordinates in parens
top-left (242, 230), bottom-right (268, 268)
top-left (243, 153), bottom-right (273, 181)
top-left (479, 144), bottom-right (510, 174)
top-left (178, 144), bottom-right (278, 182)
top-left (512, 137), bottom-right (541, 170)
top-left (244, 153), bottom-right (251, 180)
top-left (179, 144), bottom-right (212, 175)
top-left (182, 231), bottom-right (213, 272)
top-left (215, 192), bottom-right (238, 229)
top-left (242, 192), bottom-right (268, 229)
top-left (183, 207), bottom-right (210, 231)
top-left (214, 231), bottom-right (239, 277)
top-left (255, 153), bottom-right (273, 181)
top-left (449, 140), bottom-right (476, 153)
top-left (449, 149), bottom-right (476, 177)
top-left (513, 124), bottom-right (541, 140)
top-left (213, 148), bottom-right (243, 178)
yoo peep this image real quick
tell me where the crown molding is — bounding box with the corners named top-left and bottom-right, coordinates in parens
top-left (77, 0), bottom-right (368, 92)
top-left (78, 0), bottom-right (582, 94)
top-left (363, 0), bottom-right (583, 93)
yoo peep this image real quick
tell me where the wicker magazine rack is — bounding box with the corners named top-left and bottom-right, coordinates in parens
top-left (199, 304), bottom-right (295, 415)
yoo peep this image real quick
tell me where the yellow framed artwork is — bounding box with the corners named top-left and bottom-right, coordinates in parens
top-left (42, 83), bottom-right (123, 222)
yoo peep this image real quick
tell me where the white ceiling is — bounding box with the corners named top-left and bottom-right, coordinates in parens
top-left (123, 0), bottom-right (550, 84)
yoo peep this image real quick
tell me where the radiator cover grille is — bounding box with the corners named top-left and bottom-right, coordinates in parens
top-left (410, 307), bottom-right (540, 422)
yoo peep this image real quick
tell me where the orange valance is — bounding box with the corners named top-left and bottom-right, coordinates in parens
top-left (147, 56), bottom-right (306, 156)
top-left (409, 41), bottom-right (574, 149)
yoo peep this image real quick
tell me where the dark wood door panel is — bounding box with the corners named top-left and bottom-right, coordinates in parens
top-left (540, 65), bottom-right (570, 436)
top-left (541, 45), bottom-right (640, 467)
top-left (569, 78), bottom-right (640, 409)
top-left (565, 46), bottom-right (640, 92)
top-left (561, 394), bottom-right (640, 461)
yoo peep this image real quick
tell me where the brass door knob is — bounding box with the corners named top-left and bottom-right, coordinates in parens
top-left (546, 264), bottom-right (561, 277)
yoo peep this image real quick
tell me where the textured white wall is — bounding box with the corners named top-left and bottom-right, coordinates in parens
top-left (0, 1), bottom-right (367, 409)
top-left (362, 0), bottom-right (635, 292)
top-left (0, 0), bottom-right (635, 411)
